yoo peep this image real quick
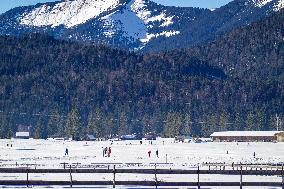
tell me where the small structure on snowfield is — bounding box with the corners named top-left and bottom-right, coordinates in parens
top-left (145, 132), bottom-right (157, 140)
top-left (120, 133), bottom-right (142, 140)
top-left (15, 132), bottom-right (30, 139)
top-left (85, 134), bottom-right (96, 141)
top-left (210, 131), bottom-right (284, 142)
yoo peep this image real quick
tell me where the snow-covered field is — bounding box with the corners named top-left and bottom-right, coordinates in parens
top-left (0, 138), bottom-right (283, 189)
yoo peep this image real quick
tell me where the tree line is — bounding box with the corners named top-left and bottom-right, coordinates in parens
top-left (1, 106), bottom-right (281, 139)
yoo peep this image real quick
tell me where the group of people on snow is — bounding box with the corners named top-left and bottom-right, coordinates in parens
top-left (148, 149), bottom-right (159, 158)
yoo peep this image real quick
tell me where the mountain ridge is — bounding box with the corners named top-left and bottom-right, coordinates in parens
top-left (0, 0), bottom-right (283, 52)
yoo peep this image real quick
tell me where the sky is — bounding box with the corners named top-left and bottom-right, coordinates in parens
top-left (0, 0), bottom-right (234, 14)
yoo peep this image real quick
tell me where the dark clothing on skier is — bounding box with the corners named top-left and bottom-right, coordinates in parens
top-left (108, 147), bottom-right (112, 157)
top-left (65, 148), bottom-right (69, 155)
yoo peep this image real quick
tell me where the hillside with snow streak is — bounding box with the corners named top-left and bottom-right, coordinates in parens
top-left (0, 0), bottom-right (283, 51)
top-left (20, 0), bottom-right (123, 28)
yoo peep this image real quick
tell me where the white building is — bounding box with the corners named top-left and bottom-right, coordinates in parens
top-left (15, 132), bottom-right (30, 139)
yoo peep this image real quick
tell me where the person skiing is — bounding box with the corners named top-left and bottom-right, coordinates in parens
top-left (108, 147), bottom-right (112, 157)
top-left (155, 150), bottom-right (159, 158)
top-left (148, 150), bottom-right (151, 158)
top-left (65, 148), bottom-right (69, 156)
top-left (104, 147), bottom-right (108, 157)
top-left (107, 147), bottom-right (111, 157)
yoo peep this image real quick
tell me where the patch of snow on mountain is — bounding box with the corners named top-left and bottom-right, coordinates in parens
top-left (130, 0), bottom-right (174, 27)
top-left (273, 0), bottom-right (284, 11)
top-left (20, 0), bottom-right (121, 28)
top-left (101, 0), bottom-right (178, 45)
top-left (141, 30), bottom-right (180, 43)
top-left (252, 0), bottom-right (273, 7)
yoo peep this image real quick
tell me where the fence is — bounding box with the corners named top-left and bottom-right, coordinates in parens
top-left (0, 164), bottom-right (283, 188)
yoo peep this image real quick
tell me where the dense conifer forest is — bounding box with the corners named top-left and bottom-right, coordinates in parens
top-left (0, 10), bottom-right (283, 139)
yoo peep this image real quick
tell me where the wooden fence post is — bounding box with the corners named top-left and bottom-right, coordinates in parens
top-left (198, 165), bottom-right (200, 189)
top-left (69, 165), bottom-right (73, 188)
top-left (155, 164), bottom-right (158, 188)
top-left (113, 165), bottom-right (116, 188)
top-left (281, 164), bottom-right (284, 189)
top-left (240, 165), bottom-right (243, 189)
top-left (26, 168), bottom-right (29, 188)
top-left (166, 154), bottom-right (168, 164)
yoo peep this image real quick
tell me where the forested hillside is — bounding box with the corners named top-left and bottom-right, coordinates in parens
top-left (0, 10), bottom-right (283, 139)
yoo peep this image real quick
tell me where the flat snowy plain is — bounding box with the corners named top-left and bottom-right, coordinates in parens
top-left (0, 138), bottom-right (283, 189)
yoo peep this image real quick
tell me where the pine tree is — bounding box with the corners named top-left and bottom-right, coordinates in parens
top-left (180, 113), bottom-right (192, 136)
top-left (142, 114), bottom-right (153, 134)
top-left (200, 113), bottom-right (219, 137)
top-left (246, 112), bottom-right (256, 131)
top-left (34, 118), bottom-right (45, 139)
top-left (234, 111), bottom-right (244, 131)
top-left (255, 109), bottom-right (265, 130)
top-left (65, 108), bottom-right (81, 140)
top-left (219, 111), bottom-right (230, 132)
top-left (47, 109), bottom-right (63, 137)
top-left (104, 115), bottom-right (116, 137)
top-left (86, 110), bottom-right (109, 137)
top-left (118, 111), bottom-right (129, 136)
top-left (91, 108), bottom-right (105, 138)
top-left (86, 111), bottom-right (96, 135)
top-left (0, 114), bottom-right (12, 139)
top-left (164, 112), bottom-right (182, 137)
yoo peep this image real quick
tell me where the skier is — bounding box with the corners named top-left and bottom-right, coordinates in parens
top-left (104, 147), bottom-right (108, 157)
top-left (108, 147), bottom-right (112, 157)
top-left (148, 150), bottom-right (151, 158)
top-left (65, 148), bottom-right (69, 156)
top-left (155, 150), bottom-right (159, 158)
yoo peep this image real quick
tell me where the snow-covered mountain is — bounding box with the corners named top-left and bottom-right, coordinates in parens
top-left (0, 0), bottom-right (283, 52)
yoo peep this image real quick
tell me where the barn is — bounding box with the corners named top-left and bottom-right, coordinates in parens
top-left (210, 131), bottom-right (284, 142)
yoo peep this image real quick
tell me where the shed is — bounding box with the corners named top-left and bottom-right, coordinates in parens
top-left (145, 132), bottom-right (157, 140)
top-left (210, 131), bottom-right (284, 142)
top-left (15, 132), bottom-right (30, 139)
top-left (85, 134), bottom-right (96, 141)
